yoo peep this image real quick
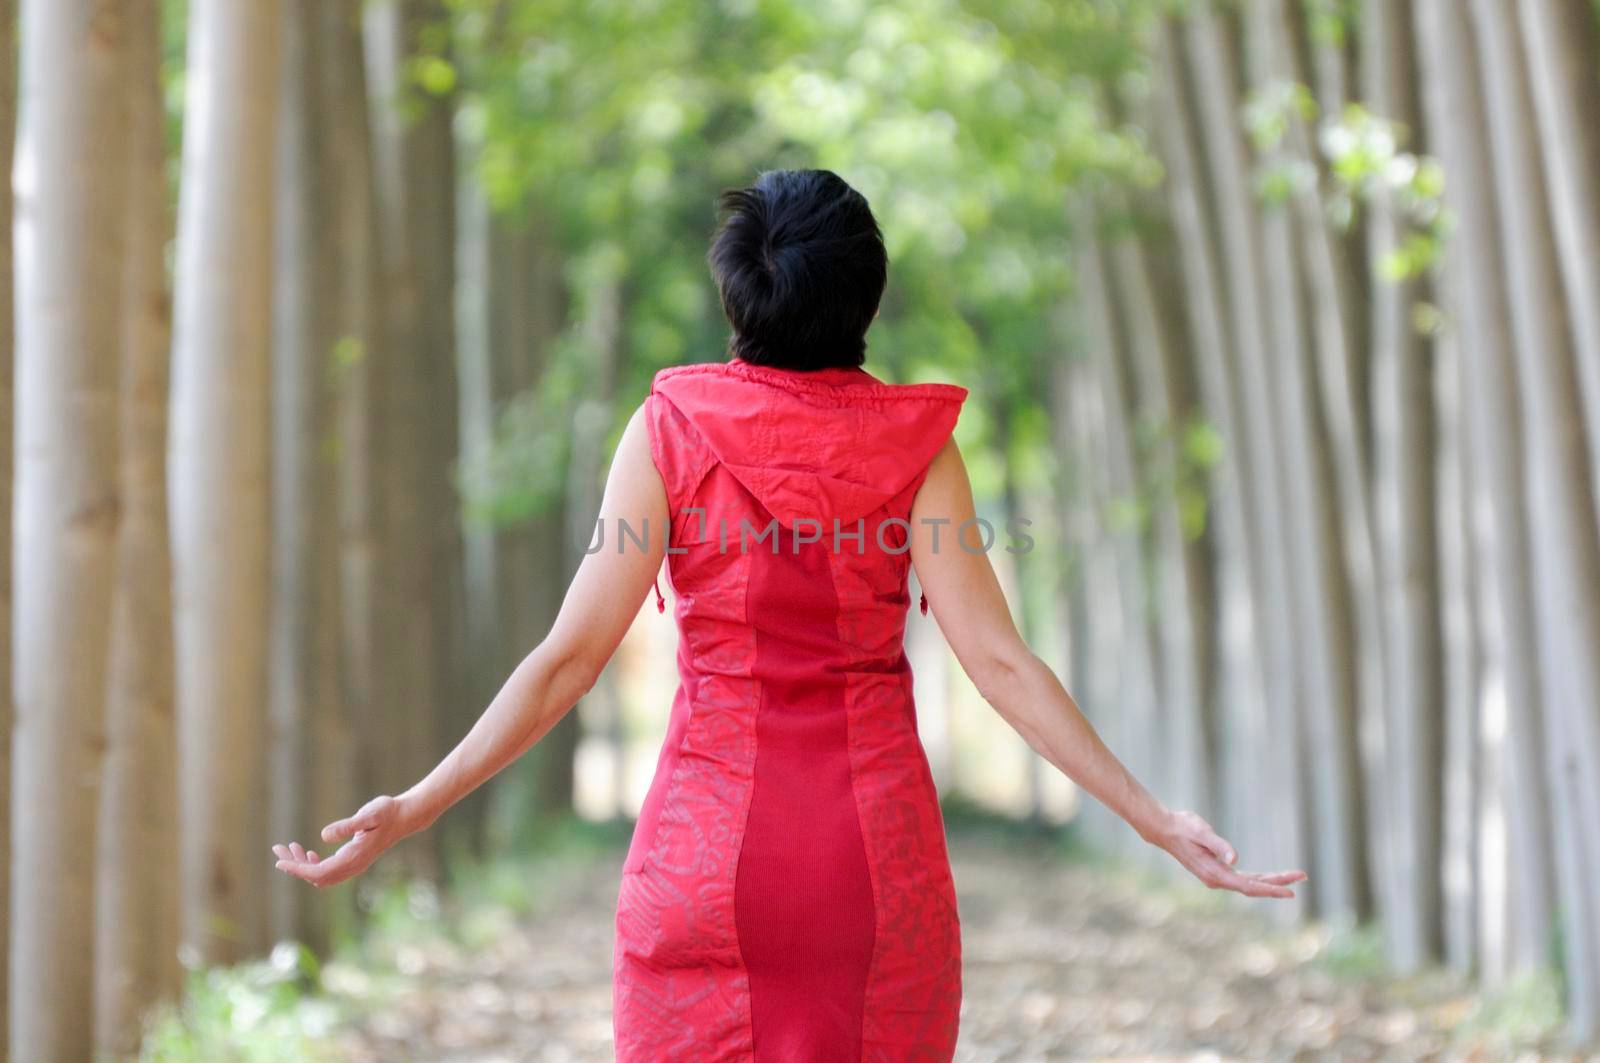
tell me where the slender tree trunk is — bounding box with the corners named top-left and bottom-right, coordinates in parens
top-left (1519, 0), bottom-right (1600, 494)
top-left (1053, 351), bottom-right (1136, 851)
top-left (1093, 104), bottom-right (1219, 819)
top-left (1362, 0), bottom-right (1445, 968)
top-left (11, 1), bottom-right (129, 1056)
top-left (171, 0), bottom-right (282, 962)
top-left (1183, 1), bottom-right (1307, 887)
top-left (452, 131), bottom-right (499, 854)
top-left (0, 0), bottom-right (17, 1049)
top-left (94, 0), bottom-right (180, 1050)
top-left (324, 0), bottom-right (383, 821)
top-left (1256, 0), bottom-right (1390, 932)
top-left (1470, 0), bottom-right (1600, 1037)
top-left (269, 0), bottom-right (347, 952)
top-left (364, 0), bottom-right (446, 872)
top-left (1073, 216), bottom-right (1165, 863)
top-left (487, 218), bottom-right (573, 844)
top-left (1149, 17), bottom-right (1259, 838)
top-left (1434, 328), bottom-right (1482, 974)
top-left (364, 0), bottom-right (464, 865)
top-left (1415, 0), bottom-right (1554, 982)
top-left (540, 265), bottom-right (626, 820)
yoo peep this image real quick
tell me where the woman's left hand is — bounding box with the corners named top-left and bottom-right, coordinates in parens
top-left (272, 794), bottom-right (415, 889)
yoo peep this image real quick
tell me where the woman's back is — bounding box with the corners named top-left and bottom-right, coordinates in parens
top-left (613, 358), bottom-right (968, 1061)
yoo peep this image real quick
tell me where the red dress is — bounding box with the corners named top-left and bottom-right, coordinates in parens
top-left (613, 358), bottom-right (968, 1061)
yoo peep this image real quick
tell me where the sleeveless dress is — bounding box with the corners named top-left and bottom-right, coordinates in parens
top-left (613, 358), bottom-right (969, 1062)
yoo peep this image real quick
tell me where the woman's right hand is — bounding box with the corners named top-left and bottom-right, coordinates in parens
top-left (272, 793), bottom-right (420, 889)
top-left (1151, 809), bottom-right (1307, 899)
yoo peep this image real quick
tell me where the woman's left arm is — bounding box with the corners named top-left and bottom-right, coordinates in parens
top-left (274, 401), bottom-right (669, 887)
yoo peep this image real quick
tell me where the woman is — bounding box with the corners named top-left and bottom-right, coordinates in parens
top-left (274, 169), bottom-right (1305, 1060)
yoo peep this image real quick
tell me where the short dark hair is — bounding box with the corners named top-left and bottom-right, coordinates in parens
top-left (707, 169), bottom-right (887, 370)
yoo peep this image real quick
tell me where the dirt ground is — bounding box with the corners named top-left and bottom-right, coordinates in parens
top-left (328, 833), bottom-right (1581, 1061)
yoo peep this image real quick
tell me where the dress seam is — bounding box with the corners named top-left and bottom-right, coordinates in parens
top-left (841, 618), bottom-right (884, 1059)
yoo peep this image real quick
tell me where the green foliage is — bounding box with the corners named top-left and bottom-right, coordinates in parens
top-left (439, 0), bottom-right (1167, 518)
top-left (1454, 971), bottom-right (1567, 1049)
top-left (1314, 923), bottom-right (1389, 980)
top-left (139, 945), bottom-right (343, 1062)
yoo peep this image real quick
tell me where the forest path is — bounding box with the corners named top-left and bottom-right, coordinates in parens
top-left (329, 832), bottom-right (1566, 1061)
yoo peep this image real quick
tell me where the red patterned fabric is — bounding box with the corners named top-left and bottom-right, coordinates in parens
top-left (613, 359), bottom-right (967, 1061)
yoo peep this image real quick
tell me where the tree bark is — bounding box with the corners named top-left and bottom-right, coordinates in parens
top-left (1361, 0), bottom-right (1445, 969)
top-left (268, 0), bottom-right (347, 952)
top-left (94, 0), bottom-right (180, 1050)
top-left (1182, 1), bottom-right (1307, 887)
top-left (1149, 17), bottom-right (1261, 841)
top-left (170, 0), bottom-right (282, 962)
top-left (363, 0), bottom-right (460, 868)
top-left (11, 0), bottom-right (130, 1056)
top-left (0, 0), bottom-right (17, 1049)
top-left (1518, 0), bottom-right (1600, 496)
top-left (1073, 213), bottom-right (1166, 864)
top-left (1469, 0), bottom-right (1600, 1037)
top-left (1415, 0), bottom-right (1555, 983)
top-left (1104, 212), bottom-right (1218, 820)
top-left (323, 0), bottom-right (383, 822)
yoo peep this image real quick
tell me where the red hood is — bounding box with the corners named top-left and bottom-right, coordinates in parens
top-left (650, 359), bottom-right (968, 527)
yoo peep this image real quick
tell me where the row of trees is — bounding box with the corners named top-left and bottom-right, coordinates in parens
top-left (1065, 0), bottom-right (1600, 1043)
top-left (3, 0), bottom-right (1598, 1055)
top-left (1, 1), bottom-right (498, 1057)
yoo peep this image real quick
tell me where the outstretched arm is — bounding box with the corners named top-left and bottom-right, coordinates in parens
top-left (908, 438), bottom-right (1304, 899)
top-left (275, 401), bottom-right (669, 887)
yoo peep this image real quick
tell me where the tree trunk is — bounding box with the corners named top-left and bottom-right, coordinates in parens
top-left (1415, 0), bottom-right (1555, 983)
top-left (1182, 1), bottom-right (1307, 888)
top-left (1254, 0), bottom-right (1391, 933)
top-left (1149, 17), bottom-right (1261, 840)
top-left (363, 0), bottom-right (461, 868)
top-left (171, 0), bottom-right (282, 962)
top-left (94, 0), bottom-right (180, 1051)
top-left (1362, 0), bottom-right (1446, 969)
top-left (1434, 328), bottom-right (1482, 974)
top-left (1469, 0), bottom-right (1600, 1037)
top-left (1518, 0), bottom-right (1600, 496)
top-left (11, 1), bottom-right (130, 1056)
top-left (1073, 215), bottom-right (1165, 864)
top-left (268, 0), bottom-right (347, 952)
top-left (1093, 106), bottom-right (1219, 819)
top-left (452, 131), bottom-right (499, 855)
top-left (323, 0), bottom-right (383, 821)
top-left (0, 0), bottom-right (17, 1049)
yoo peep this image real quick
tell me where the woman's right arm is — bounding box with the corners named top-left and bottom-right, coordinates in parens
top-left (908, 438), bottom-right (1305, 900)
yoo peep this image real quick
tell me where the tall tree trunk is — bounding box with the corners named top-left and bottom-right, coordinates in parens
top-left (11, 1), bottom-right (129, 1056)
top-left (1073, 217), bottom-right (1164, 864)
top-left (1434, 329), bottom-right (1482, 974)
top-left (487, 217), bottom-right (571, 844)
top-left (363, 0), bottom-right (460, 868)
top-left (0, 0), bottom-right (17, 1049)
top-left (170, 0), bottom-right (282, 963)
top-left (1469, 0), bottom-right (1600, 1038)
top-left (1362, 0), bottom-right (1445, 969)
top-left (1519, 0), bottom-right (1600, 494)
top-left (540, 264), bottom-right (626, 820)
top-left (94, 0), bottom-right (180, 1051)
top-left (269, 0), bottom-right (346, 952)
top-left (1095, 124), bottom-right (1219, 820)
top-left (324, 0), bottom-right (383, 819)
top-left (452, 132), bottom-right (499, 855)
top-left (1240, 0), bottom-right (1371, 924)
top-left (1415, 0), bottom-right (1555, 982)
top-left (1149, 17), bottom-right (1260, 839)
top-left (1182, 1), bottom-right (1307, 887)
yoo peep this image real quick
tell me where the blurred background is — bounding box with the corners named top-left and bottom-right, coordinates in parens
top-left (4, 0), bottom-right (1600, 1058)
